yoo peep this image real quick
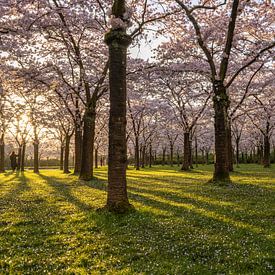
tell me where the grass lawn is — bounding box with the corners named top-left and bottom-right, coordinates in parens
top-left (0, 164), bottom-right (274, 274)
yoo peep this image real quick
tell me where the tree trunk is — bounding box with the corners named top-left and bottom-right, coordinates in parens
top-left (79, 106), bottom-right (95, 180)
top-left (189, 138), bottom-right (193, 169)
top-left (162, 148), bottom-right (166, 166)
top-left (195, 136), bottom-right (198, 168)
top-left (60, 144), bottom-right (64, 170)
top-left (74, 126), bottom-right (82, 174)
top-left (33, 141), bottom-right (39, 173)
top-left (95, 148), bottom-right (98, 168)
top-left (141, 145), bottom-right (145, 168)
top-left (181, 132), bottom-right (190, 171)
top-left (236, 137), bottom-right (240, 167)
top-left (104, 16), bottom-right (132, 213)
top-left (20, 143), bottom-right (26, 172)
top-left (149, 143), bottom-right (152, 168)
top-left (170, 144), bottom-right (174, 167)
top-left (63, 134), bottom-right (71, 174)
top-left (263, 135), bottom-right (270, 168)
top-left (0, 134), bottom-right (5, 173)
top-left (212, 81), bottom-right (230, 182)
top-left (177, 150), bottom-right (180, 167)
top-left (227, 120), bottom-right (234, 172)
top-left (17, 146), bottom-right (22, 171)
top-left (135, 136), bottom-right (140, 170)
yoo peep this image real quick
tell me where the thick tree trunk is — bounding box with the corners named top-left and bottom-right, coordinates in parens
top-left (212, 81), bottom-right (230, 182)
top-left (0, 134), bottom-right (5, 173)
top-left (20, 143), bottom-right (26, 172)
top-left (79, 107), bottom-right (95, 180)
top-left (181, 132), bottom-right (190, 171)
top-left (33, 141), bottom-right (39, 173)
top-left (63, 134), bottom-right (71, 174)
top-left (104, 21), bottom-right (132, 213)
top-left (263, 135), bottom-right (270, 168)
top-left (74, 126), bottom-right (82, 174)
top-left (227, 120), bottom-right (234, 172)
top-left (60, 144), bottom-right (64, 170)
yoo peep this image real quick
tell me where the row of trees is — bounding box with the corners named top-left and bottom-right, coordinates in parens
top-left (0, 0), bottom-right (274, 212)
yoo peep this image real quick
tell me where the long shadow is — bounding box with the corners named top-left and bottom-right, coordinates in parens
top-left (38, 174), bottom-right (106, 211)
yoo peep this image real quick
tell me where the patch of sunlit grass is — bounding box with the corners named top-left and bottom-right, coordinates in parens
top-left (0, 164), bottom-right (274, 274)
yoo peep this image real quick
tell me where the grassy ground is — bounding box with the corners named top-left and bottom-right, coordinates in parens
top-left (0, 164), bottom-right (274, 274)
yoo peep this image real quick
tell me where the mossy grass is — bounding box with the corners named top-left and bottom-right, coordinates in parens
top-left (0, 164), bottom-right (274, 274)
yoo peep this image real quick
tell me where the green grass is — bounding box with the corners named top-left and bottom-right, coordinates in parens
top-left (0, 164), bottom-right (274, 274)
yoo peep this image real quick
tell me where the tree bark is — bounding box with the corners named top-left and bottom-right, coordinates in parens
top-left (236, 137), bottom-right (240, 167)
top-left (170, 144), bottom-right (174, 167)
top-left (79, 106), bottom-right (95, 180)
top-left (20, 143), bottom-right (26, 172)
top-left (135, 136), bottom-right (140, 170)
top-left (227, 120), bottom-right (234, 171)
top-left (263, 135), bottom-right (270, 168)
top-left (162, 147), bottom-right (166, 166)
top-left (63, 134), bottom-right (71, 174)
top-left (95, 147), bottom-right (98, 168)
top-left (17, 146), bottom-right (22, 171)
top-left (33, 141), bottom-right (39, 173)
top-left (74, 125), bottom-right (82, 174)
top-left (212, 81), bottom-right (230, 182)
top-left (60, 144), bottom-right (64, 170)
top-left (104, 12), bottom-right (132, 212)
top-left (149, 143), bottom-right (152, 168)
top-left (0, 134), bottom-right (5, 173)
top-left (181, 132), bottom-right (190, 171)
top-left (141, 145), bottom-right (145, 168)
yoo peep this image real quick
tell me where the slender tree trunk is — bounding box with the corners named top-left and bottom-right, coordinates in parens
top-left (74, 126), bottom-right (82, 174)
top-left (0, 134), bottom-right (5, 173)
top-left (227, 120), bottom-right (234, 172)
top-left (104, 9), bottom-right (132, 212)
top-left (189, 138), bottom-right (193, 169)
top-left (17, 146), bottom-right (22, 171)
top-left (181, 132), bottom-right (190, 171)
top-left (149, 143), bottom-right (152, 168)
top-left (95, 148), bottom-right (98, 168)
top-left (135, 136), bottom-right (140, 170)
top-left (60, 144), bottom-right (64, 170)
top-left (206, 151), bottom-right (209, 165)
top-left (64, 134), bottom-right (71, 174)
top-left (263, 135), bottom-right (270, 168)
top-left (79, 106), bottom-right (95, 180)
top-left (21, 143), bottom-right (26, 172)
top-left (195, 136), bottom-right (198, 168)
top-left (162, 148), bottom-right (166, 166)
top-left (212, 81), bottom-right (230, 182)
top-left (33, 141), bottom-right (39, 173)
top-left (236, 137), bottom-right (240, 167)
top-left (170, 144), bottom-right (174, 167)
top-left (177, 149), bottom-right (180, 167)
top-left (141, 145), bottom-right (145, 168)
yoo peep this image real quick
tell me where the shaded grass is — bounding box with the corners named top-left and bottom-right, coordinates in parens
top-left (0, 164), bottom-right (274, 274)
